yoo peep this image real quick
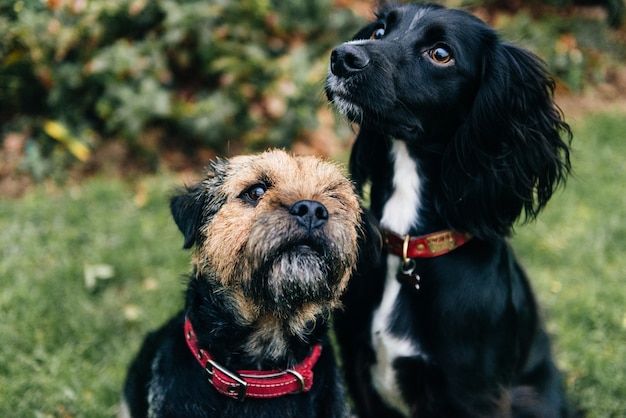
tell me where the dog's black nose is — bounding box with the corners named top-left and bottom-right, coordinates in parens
top-left (290, 200), bottom-right (329, 230)
top-left (330, 44), bottom-right (370, 77)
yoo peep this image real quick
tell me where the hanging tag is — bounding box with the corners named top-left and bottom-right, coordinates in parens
top-left (396, 259), bottom-right (421, 291)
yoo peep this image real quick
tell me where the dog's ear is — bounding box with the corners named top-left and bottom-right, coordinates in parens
top-left (441, 43), bottom-right (572, 240)
top-left (350, 125), bottom-right (394, 201)
top-left (170, 183), bottom-right (206, 249)
top-left (170, 159), bottom-right (229, 249)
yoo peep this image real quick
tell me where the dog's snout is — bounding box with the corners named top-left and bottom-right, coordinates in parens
top-left (330, 45), bottom-right (370, 77)
top-left (290, 200), bottom-right (329, 230)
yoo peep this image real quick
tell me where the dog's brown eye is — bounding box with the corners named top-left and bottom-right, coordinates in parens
top-left (242, 184), bottom-right (266, 203)
top-left (429, 46), bottom-right (452, 64)
top-left (371, 26), bottom-right (385, 40)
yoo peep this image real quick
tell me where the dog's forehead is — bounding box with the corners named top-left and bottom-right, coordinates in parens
top-left (221, 150), bottom-right (349, 196)
top-left (376, 4), bottom-right (485, 42)
top-left (375, 4), bottom-right (435, 34)
top-left (401, 5), bottom-right (431, 32)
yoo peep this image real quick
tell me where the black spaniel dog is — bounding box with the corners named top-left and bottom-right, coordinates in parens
top-left (325, 2), bottom-right (575, 417)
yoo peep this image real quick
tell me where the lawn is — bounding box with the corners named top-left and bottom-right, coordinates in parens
top-left (512, 110), bottom-right (626, 417)
top-left (1, 110), bottom-right (625, 417)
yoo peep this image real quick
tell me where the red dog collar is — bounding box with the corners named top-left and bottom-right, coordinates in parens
top-left (383, 228), bottom-right (472, 260)
top-left (383, 229), bottom-right (472, 290)
top-left (184, 316), bottom-right (322, 401)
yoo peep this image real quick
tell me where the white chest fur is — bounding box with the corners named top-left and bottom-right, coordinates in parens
top-left (379, 141), bottom-right (421, 234)
top-left (370, 140), bottom-right (424, 416)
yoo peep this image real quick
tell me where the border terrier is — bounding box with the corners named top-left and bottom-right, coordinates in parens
top-left (120, 149), bottom-right (361, 418)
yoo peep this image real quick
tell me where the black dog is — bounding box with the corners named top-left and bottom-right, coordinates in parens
top-left (120, 150), bottom-right (361, 418)
top-left (326, 3), bottom-right (574, 417)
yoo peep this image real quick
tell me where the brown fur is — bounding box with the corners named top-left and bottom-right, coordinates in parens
top-left (121, 149), bottom-right (361, 418)
top-left (192, 151), bottom-right (361, 355)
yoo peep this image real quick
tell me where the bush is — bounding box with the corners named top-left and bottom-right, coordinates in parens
top-left (2, 0), bottom-right (625, 183)
top-left (0, 0), bottom-right (362, 179)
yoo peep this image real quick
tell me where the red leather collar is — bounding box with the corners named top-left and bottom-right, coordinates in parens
top-left (383, 228), bottom-right (472, 260)
top-left (184, 316), bottom-right (322, 401)
top-left (383, 229), bottom-right (472, 290)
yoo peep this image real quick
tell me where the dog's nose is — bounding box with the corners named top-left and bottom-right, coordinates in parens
top-left (330, 44), bottom-right (370, 77)
top-left (290, 200), bottom-right (329, 230)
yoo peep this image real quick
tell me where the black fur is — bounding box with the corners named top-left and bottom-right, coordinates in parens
top-left (122, 289), bottom-right (346, 418)
top-left (326, 3), bottom-right (574, 417)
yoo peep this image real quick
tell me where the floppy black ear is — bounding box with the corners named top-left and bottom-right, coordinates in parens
top-left (170, 158), bottom-right (229, 249)
top-left (349, 125), bottom-right (388, 195)
top-left (170, 183), bottom-right (206, 249)
top-left (440, 42), bottom-right (572, 240)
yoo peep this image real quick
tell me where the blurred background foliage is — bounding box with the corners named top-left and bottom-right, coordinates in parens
top-left (0, 0), bottom-right (363, 188)
top-left (1, 0), bottom-right (626, 195)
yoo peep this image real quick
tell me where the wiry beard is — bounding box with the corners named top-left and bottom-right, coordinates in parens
top-left (244, 247), bottom-right (341, 317)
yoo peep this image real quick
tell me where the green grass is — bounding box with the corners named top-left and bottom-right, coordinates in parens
top-left (0, 176), bottom-right (190, 417)
top-left (512, 111), bottom-right (626, 417)
top-left (1, 111), bottom-right (625, 417)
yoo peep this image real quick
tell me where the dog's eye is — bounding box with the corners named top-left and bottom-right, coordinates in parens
top-left (241, 184), bottom-right (267, 204)
top-left (371, 25), bottom-right (385, 40)
top-left (429, 45), bottom-right (452, 64)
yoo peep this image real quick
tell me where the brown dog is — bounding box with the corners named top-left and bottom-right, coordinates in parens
top-left (121, 149), bottom-right (361, 418)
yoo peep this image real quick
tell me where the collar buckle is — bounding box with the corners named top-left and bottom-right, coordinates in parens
top-left (285, 369), bottom-right (306, 393)
top-left (206, 359), bottom-right (248, 401)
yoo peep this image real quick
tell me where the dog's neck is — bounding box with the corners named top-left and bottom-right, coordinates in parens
top-left (372, 137), bottom-right (450, 237)
top-left (185, 273), bottom-right (328, 370)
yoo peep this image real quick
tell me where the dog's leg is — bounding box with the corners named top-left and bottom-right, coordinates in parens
top-left (512, 329), bottom-right (572, 417)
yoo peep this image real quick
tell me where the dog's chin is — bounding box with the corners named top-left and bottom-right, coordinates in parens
top-left (252, 247), bottom-right (339, 315)
top-left (327, 94), bottom-right (363, 123)
top-left (328, 90), bottom-right (420, 138)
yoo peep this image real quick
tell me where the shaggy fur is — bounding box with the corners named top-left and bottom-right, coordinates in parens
top-left (121, 150), bottom-right (361, 418)
top-left (325, 3), bottom-right (574, 417)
